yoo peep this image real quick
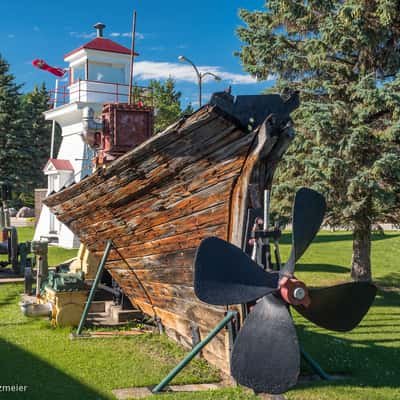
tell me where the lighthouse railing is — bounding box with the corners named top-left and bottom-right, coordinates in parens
top-left (48, 80), bottom-right (152, 108)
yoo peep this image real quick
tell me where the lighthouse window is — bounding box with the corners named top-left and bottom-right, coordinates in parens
top-left (88, 62), bottom-right (125, 84)
top-left (71, 63), bottom-right (85, 83)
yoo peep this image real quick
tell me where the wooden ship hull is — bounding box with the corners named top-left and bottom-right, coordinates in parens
top-left (44, 92), bottom-right (299, 372)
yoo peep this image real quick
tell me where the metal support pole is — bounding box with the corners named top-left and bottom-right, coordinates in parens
top-left (128, 11), bottom-right (137, 105)
top-left (300, 347), bottom-right (333, 380)
top-left (75, 240), bottom-right (113, 335)
top-left (50, 79), bottom-right (59, 159)
top-left (198, 75), bottom-right (202, 108)
top-left (152, 311), bottom-right (236, 393)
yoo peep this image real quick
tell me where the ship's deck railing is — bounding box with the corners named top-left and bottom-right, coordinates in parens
top-left (48, 79), bottom-right (153, 108)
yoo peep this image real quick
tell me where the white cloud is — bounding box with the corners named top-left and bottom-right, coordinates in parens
top-left (133, 61), bottom-right (271, 85)
top-left (109, 32), bottom-right (144, 39)
top-left (69, 31), bottom-right (96, 39)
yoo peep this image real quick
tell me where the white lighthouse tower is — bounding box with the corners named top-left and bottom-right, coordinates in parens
top-left (34, 23), bottom-right (135, 248)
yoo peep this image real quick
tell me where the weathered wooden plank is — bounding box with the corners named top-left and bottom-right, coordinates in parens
top-left (44, 106), bottom-right (223, 207)
top-left (47, 117), bottom-right (242, 219)
top-left (108, 267), bottom-right (193, 286)
top-left (87, 224), bottom-right (226, 262)
top-left (66, 160), bottom-right (241, 242)
top-left (118, 286), bottom-right (225, 329)
top-left (52, 130), bottom-right (246, 226)
top-left (106, 248), bottom-right (196, 271)
top-left (160, 315), bottom-right (229, 373)
top-left (73, 184), bottom-right (231, 249)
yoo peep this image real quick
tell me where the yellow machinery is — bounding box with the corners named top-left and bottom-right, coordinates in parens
top-left (45, 287), bottom-right (88, 327)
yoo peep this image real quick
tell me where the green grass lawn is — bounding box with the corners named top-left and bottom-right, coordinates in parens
top-left (0, 227), bottom-right (76, 267)
top-left (0, 230), bottom-right (399, 399)
top-left (16, 226), bottom-right (77, 266)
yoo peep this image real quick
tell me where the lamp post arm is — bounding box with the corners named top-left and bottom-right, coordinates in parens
top-left (200, 71), bottom-right (221, 81)
top-left (183, 57), bottom-right (201, 81)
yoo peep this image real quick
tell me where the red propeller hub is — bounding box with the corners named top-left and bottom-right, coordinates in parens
top-left (279, 276), bottom-right (311, 307)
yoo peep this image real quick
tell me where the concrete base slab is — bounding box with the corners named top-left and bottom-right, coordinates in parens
top-left (113, 383), bottom-right (226, 399)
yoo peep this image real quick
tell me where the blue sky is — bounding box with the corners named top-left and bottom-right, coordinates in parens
top-left (0, 0), bottom-right (273, 107)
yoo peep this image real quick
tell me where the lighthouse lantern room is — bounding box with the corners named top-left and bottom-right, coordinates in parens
top-left (34, 22), bottom-right (136, 248)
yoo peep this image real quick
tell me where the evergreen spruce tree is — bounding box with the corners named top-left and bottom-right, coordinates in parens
top-left (237, 1), bottom-right (400, 281)
top-left (21, 83), bottom-right (55, 196)
top-left (0, 54), bottom-right (25, 202)
top-left (150, 78), bottom-right (183, 133)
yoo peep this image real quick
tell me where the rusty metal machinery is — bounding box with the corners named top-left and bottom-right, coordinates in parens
top-left (82, 103), bottom-right (154, 166)
top-left (194, 188), bottom-right (377, 395)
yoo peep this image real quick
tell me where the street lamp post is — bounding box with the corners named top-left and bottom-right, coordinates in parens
top-left (178, 56), bottom-right (221, 107)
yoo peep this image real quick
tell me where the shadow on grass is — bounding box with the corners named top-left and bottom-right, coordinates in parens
top-left (0, 292), bottom-right (19, 308)
top-left (0, 337), bottom-right (106, 400)
top-left (294, 289), bottom-right (400, 393)
top-left (296, 263), bottom-right (349, 274)
top-left (373, 288), bottom-right (400, 308)
top-left (296, 327), bottom-right (400, 390)
top-left (280, 232), bottom-right (400, 245)
top-left (374, 273), bottom-right (400, 289)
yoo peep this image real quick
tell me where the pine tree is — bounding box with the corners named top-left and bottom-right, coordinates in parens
top-left (150, 78), bottom-right (183, 133)
top-left (0, 54), bottom-right (25, 203)
top-left (237, 1), bottom-right (400, 281)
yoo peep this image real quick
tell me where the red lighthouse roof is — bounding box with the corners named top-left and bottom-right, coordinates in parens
top-left (64, 37), bottom-right (138, 59)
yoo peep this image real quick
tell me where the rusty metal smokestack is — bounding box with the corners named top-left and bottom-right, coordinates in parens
top-left (94, 22), bottom-right (106, 38)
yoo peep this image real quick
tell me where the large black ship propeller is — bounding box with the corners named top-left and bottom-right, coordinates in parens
top-left (194, 188), bottom-right (377, 394)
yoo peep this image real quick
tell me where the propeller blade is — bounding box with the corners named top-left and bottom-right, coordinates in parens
top-left (231, 294), bottom-right (300, 394)
top-left (293, 281), bottom-right (377, 332)
top-left (194, 237), bottom-right (279, 305)
top-left (282, 188), bottom-right (326, 275)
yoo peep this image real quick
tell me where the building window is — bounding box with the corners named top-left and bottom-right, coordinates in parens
top-left (72, 63), bottom-right (85, 83)
top-left (88, 62), bottom-right (125, 84)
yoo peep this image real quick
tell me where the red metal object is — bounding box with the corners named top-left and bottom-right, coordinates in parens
top-left (94, 103), bottom-right (154, 166)
top-left (279, 276), bottom-right (311, 307)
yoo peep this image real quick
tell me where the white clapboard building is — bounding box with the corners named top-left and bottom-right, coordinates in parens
top-left (34, 23), bottom-right (134, 248)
